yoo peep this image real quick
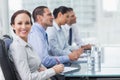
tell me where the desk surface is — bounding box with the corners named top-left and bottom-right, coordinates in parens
top-left (64, 46), bottom-right (120, 77)
top-left (1, 46), bottom-right (120, 79)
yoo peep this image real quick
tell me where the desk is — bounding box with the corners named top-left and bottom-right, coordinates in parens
top-left (64, 46), bottom-right (120, 80)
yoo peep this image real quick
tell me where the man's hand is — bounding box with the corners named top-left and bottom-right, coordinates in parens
top-left (81, 44), bottom-right (92, 50)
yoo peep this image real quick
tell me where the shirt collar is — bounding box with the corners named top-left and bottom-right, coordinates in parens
top-left (64, 24), bottom-right (71, 30)
top-left (32, 22), bottom-right (47, 38)
top-left (53, 21), bottom-right (62, 31)
top-left (13, 33), bottom-right (31, 48)
top-left (33, 23), bottom-right (46, 32)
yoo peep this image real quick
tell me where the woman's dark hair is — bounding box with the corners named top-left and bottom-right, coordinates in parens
top-left (32, 6), bottom-right (48, 22)
top-left (10, 10), bottom-right (32, 33)
top-left (53, 6), bottom-right (69, 19)
top-left (68, 7), bottom-right (73, 11)
top-left (10, 10), bottom-right (32, 25)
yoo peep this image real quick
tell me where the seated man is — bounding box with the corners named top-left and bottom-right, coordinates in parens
top-left (62, 7), bottom-right (92, 50)
top-left (28, 6), bottom-right (83, 68)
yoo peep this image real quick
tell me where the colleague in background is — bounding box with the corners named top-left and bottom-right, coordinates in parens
top-left (9, 10), bottom-right (64, 80)
top-left (46, 6), bottom-right (83, 57)
top-left (28, 6), bottom-right (80, 68)
top-left (62, 7), bottom-right (91, 50)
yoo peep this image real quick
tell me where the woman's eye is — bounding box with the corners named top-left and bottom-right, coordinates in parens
top-left (25, 22), bottom-right (30, 25)
top-left (18, 22), bottom-right (22, 25)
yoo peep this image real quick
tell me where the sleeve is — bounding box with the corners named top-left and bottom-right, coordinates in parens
top-left (9, 44), bottom-right (56, 80)
top-left (28, 31), bottom-right (56, 67)
top-left (72, 26), bottom-right (85, 47)
top-left (46, 27), bottom-right (71, 56)
top-left (28, 31), bottom-right (46, 60)
top-left (28, 31), bottom-right (69, 67)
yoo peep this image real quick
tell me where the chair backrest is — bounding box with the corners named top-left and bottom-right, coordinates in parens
top-left (0, 35), bottom-right (20, 80)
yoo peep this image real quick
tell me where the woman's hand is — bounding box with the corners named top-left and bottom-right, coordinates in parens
top-left (38, 67), bottom-right (47, 72)
top-left (52, 64), bottom-right (64, 74)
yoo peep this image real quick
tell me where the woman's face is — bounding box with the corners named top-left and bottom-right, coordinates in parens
top-left (12, 13), bottom-right (31, 41)
top-left (60, 12), bottom-right (69, 25)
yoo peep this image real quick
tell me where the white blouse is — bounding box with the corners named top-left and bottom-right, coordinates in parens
top-left (9, 34), bottom-right (55, 80)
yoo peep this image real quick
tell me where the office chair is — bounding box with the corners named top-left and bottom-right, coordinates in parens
top-left (0, 35), bottom-right (20, 80)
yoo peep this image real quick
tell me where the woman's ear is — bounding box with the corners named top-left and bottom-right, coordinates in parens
top-left (12, 24), bottom-right (15, 30)
top-left (58, 12), bottom-right (62, 18)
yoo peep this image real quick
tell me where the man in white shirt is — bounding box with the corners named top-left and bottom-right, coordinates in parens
top-left (62, 7), bottom-right (91, 50)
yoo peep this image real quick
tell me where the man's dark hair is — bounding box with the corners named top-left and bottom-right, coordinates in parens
top-left (32, 6), bottom-right (48, 22)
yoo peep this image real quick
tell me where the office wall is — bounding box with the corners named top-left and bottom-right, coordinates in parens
top-left (0, 0), bottom-right (9, 36)
top-left (6, 0), bottom-right (120, 44)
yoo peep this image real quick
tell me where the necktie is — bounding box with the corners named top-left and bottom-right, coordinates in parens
top-left (45, 33), bottom-right (49, 45)
top-left (68, 28), bottom-right (72, 45)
